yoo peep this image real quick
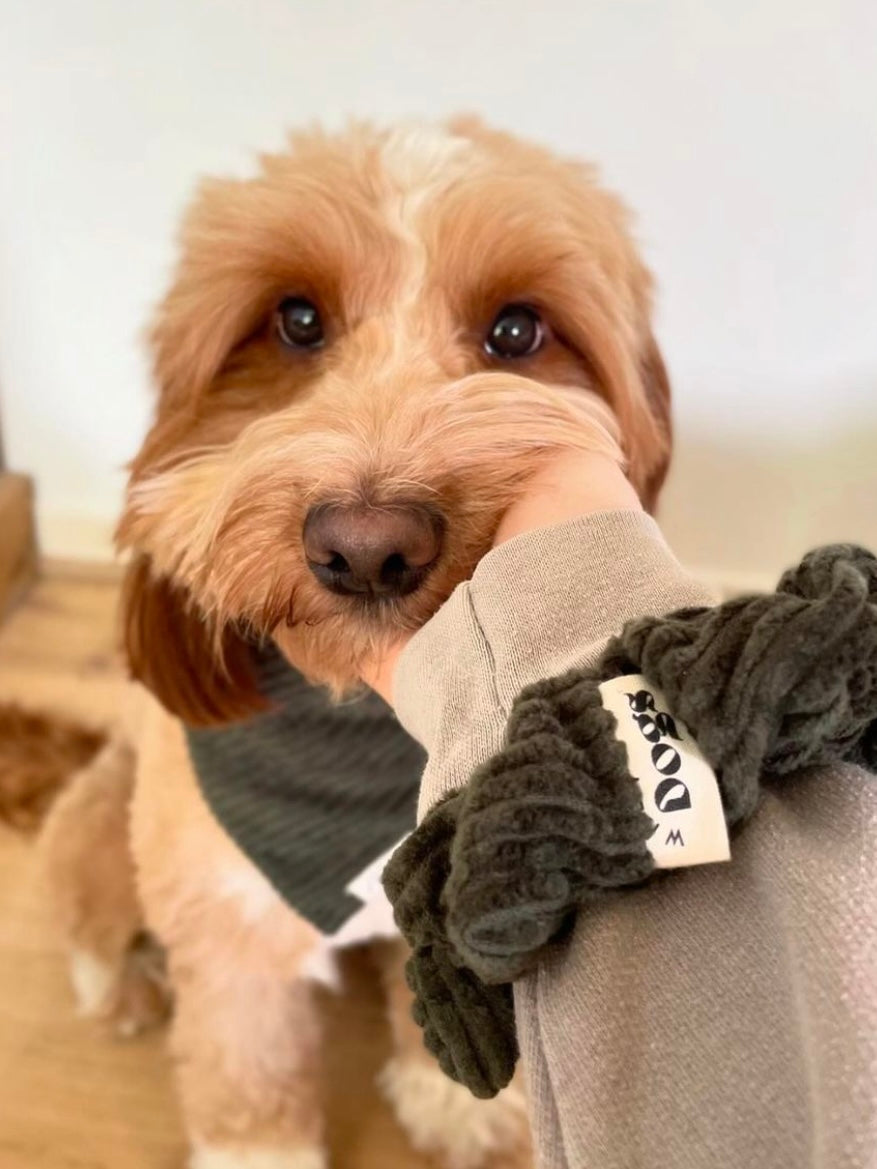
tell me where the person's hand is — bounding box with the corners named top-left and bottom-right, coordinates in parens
top-left (361, 448), bottom-right (641, 703)
top-left (490, 447), bottom-right (640, 546)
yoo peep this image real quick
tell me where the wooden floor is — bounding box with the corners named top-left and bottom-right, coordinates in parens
top-left (0, 574), bottom-right (435, 1169)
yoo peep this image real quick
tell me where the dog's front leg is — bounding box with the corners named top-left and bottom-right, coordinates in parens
top-left (40, 725), bottom-right (171, 1035)
top-left (130, 703), bottom-right (327, 1169)
top-left (169, 936), bottom-right (325, 1169)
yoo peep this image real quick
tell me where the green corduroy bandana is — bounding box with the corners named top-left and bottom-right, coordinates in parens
top-left (186, 646), bottom-right (425, 936)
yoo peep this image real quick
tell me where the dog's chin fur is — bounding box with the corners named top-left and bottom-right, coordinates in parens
top-left (117, 115), bottom-right (671, 718)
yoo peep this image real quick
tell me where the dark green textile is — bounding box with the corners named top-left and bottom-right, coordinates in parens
top-left (446, 673), bottom-right (655, 984)
top-left (383, 795), bottom-right (518, 1098)
top-left (383, 544), bottom-right (877, 1097)
top-left (187, 646), bottom-right (425, 935)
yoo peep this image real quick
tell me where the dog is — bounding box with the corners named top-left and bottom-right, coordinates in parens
top-left (37, 117), bottom-right (672, 1169)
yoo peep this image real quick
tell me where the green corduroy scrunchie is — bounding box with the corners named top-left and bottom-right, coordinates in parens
top-left (383, 544), bottom-right (877, 1098)
top-left (383, 796), bottom-right (519, 1097)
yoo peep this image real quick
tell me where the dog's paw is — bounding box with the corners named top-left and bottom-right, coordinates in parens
top-left (69, 933), bottom-right (172, 1037)
top-left (69, 947), bottom-right (118, 1017)
top-left (380, 1056), bottom-right (531, 1169)
top-left (190, 1145), bottom-right (326, 1169)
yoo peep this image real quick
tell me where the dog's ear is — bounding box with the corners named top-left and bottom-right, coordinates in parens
top-left (634, 329), bottom-right (673, 513)
top-left (146, 178), bottom-right (278, 408)
top-left (121, 556), bottom-right (269, 728)
top-left (149, 266), bottom-right (266, 408)
top-left (571, 296), bottom-right (673, 513)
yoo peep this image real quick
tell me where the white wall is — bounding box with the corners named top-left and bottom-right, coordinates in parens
top-left (1, 0), bottom-right (875, 579)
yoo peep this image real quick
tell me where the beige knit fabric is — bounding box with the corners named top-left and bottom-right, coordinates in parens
top-left (394, 510), bottom-right (877, 1169)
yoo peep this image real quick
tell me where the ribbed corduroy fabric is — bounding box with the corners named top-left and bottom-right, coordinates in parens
top-left (187, 647), bottom-right (425, 934)
top-left (393, 511), bottom-right (877, 1169)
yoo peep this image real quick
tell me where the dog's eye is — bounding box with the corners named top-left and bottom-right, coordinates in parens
top-left (485, 304), bottom-right (545, 359)
top-left (275, 297), bottom-right (325, 349)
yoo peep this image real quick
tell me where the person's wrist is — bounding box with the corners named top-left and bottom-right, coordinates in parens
top-left (361, 645), bottom-right (400, 705)
top-left (360, 450), bottom-right (640, 703)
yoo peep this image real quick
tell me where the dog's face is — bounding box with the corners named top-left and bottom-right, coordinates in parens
top-left (119, 119), bottom-right (671, 723)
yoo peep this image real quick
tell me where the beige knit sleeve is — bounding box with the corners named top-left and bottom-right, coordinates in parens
top-left (393, 509), bottom-right (716, 820)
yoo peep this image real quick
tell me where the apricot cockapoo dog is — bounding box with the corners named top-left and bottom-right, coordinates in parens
top-left (39, 118), bottom-right (672, 1169)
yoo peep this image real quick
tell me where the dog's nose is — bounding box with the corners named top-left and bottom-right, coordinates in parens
top-left (303, 503), bottom-right (443, 598)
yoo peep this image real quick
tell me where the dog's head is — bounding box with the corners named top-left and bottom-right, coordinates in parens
top-left (118, 119), bottom-right (671, 722)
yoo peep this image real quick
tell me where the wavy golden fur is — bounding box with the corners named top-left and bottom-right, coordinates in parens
top-left (0, 703), bottom-right (103, 832)
top-left (118, 118), bottom-right (670, 724)
top-left (33, 119), bottom-right (672, 1169)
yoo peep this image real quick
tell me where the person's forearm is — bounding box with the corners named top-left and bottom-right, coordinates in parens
top-left (360, 450), bottom-right (715, 820)
top-left (394, 509), bottom-right (716, 819)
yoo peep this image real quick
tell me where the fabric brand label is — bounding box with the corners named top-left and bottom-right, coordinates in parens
top-left (598, 674), bottom-right (730, 869)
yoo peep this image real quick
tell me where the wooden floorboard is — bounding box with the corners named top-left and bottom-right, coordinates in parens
top-left (0, 575), bottom-right (435, 1168)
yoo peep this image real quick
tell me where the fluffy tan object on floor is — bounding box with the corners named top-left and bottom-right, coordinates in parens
top-left (0, 701), bottom-right (104, 832)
